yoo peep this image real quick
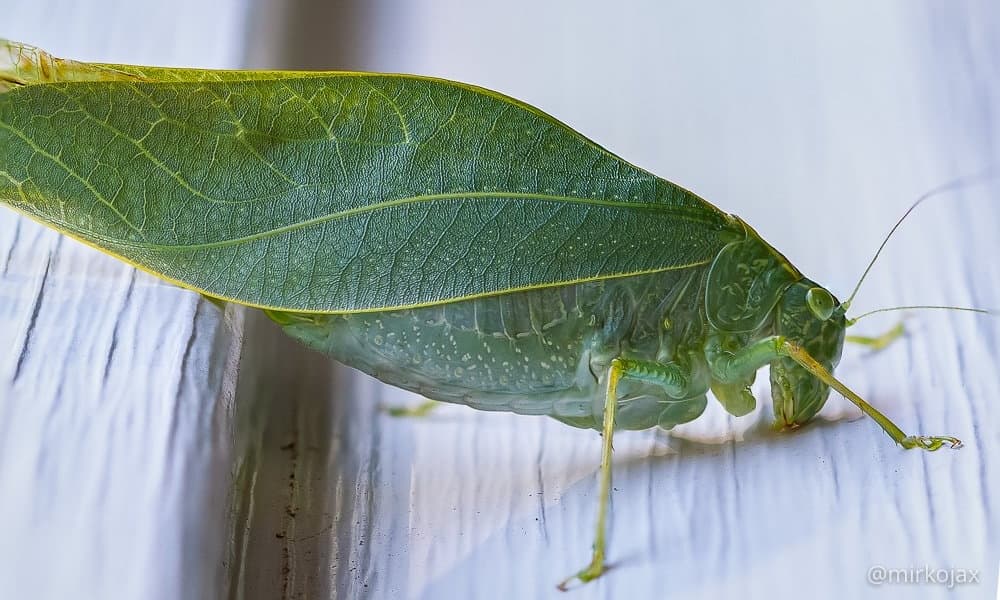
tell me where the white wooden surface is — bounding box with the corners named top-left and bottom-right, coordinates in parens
top-left (1, 2), bottom-right (998, 600)
top-left (235, 2), bottom-right (1000, 599)
top-left (0, 3), bottom-right (248, 600)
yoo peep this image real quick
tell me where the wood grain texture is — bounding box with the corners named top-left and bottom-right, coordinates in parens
top-left (0, 4), bottom-right (249, 599)
top-left (1, 2), bottom-right (996, 600)
top-left (233, 2), bottom-right (999, 599)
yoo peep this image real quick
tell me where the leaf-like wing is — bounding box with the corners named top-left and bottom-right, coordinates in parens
top-left (0, 40), bottom-right (737, 312)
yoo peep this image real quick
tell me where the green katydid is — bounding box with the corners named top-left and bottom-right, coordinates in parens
top-left (0, 40), bottom-right (991, 589)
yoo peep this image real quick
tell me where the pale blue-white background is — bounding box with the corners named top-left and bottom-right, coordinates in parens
top-left (1, 2), bottom-right (997, 599)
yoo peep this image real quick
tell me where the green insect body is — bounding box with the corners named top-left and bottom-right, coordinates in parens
top-left (267, 223), bottom-right (844, 433)
top-left (0, 40), bottom-right (965, 589)
top-left (271, 268), bottom-right (715, 431)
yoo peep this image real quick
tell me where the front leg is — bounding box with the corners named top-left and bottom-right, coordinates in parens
top-left (778, 341), bottom-right (961, 450)
top-left (704, 334), bottom-right (961, 451)
top-left (705, 332), bottom-right (785, 383)
top-left (704, 333), bottom-right (782, 418)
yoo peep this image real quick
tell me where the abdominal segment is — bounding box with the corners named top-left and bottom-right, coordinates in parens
top-left (278, 269), bottom-right (712, 429)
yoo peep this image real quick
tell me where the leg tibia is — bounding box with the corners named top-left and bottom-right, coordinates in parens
top-left (557, 358), bottom-right (625, 590)
top-left (383, 400), bottom-right (438, 418)
top-left (778, 340), bottom-right (961, 450)
top-left (557, 356), bottom-right (702, 589)
top-left (703, 334), bottom-right (961, 451)
top-left (845, 321), bottom-right (905, 352)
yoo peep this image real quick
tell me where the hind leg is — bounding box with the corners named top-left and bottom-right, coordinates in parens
top-left (846, 321), bottom-right (905, 352)
top-left (382, 400), bottom-right (438, 417)
top-left (557, 357), bottom-right (695, 590)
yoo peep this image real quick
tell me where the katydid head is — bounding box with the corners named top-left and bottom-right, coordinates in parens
top-left (770, 281), bottom-right (847, 426)
top-left (771, 171), bottom-right (998, 426)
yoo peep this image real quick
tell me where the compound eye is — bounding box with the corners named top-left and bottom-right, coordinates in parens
top-left (806, 287), bottom-right (836, 321)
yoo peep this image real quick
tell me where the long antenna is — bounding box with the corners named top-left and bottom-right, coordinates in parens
top-left (842, 169), bottom-right (996, 311)
top-left (846, 305), bottom-right (996, 326)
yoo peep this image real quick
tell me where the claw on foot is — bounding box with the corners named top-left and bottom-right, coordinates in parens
top-left (556, 561), bottom-right (607, 592)
top-left (901, 435), bottom-right (963, 451)
top-left (770, 420), bottom-right (802, 433)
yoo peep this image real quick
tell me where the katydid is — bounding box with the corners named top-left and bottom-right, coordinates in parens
top-left (0, 39), bottom-right (989, 589)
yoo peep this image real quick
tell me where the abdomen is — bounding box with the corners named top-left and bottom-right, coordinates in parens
top-left (277, 269), bottom-right (707, 425)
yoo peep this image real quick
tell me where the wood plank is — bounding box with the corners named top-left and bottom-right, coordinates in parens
top-left (233, 2), bottom-right (999, 599)
top-left (0, 5), bottom-right (249, 599)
